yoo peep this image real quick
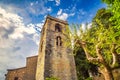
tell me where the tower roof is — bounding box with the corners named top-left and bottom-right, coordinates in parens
top-left (46, 15), bottom-right (68, 25)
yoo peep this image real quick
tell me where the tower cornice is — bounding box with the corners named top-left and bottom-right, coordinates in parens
top-left (46, 15), bottom-right (68, 25)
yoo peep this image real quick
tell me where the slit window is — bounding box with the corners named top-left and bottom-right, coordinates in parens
top-left (56, 36), bottom-right (62, 46)
top-left (41, 41), bottom-right (43, 52)
top-left (55, 24), bottom-right (61, 32)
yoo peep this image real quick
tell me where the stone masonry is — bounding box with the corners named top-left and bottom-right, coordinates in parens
top-left (5, 56), bottom-right (38, 80)
top-left (36, 15), bottom-right (77, 80)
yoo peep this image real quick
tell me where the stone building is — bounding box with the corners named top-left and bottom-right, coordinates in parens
top-left (5, 56), bottom-right (38, 80)
top-left (5, 15), bottom-right (77, 80)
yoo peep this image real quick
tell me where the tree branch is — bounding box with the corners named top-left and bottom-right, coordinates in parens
top-left (96, 42), bottom-right (104, 62)
top-left (111, 43), bottom-right (119, 67)
top-left (76, 40), bottom-right (102, 63)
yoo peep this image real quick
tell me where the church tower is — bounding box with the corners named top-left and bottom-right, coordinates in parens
top-left (36, 15), bottom-right (77, 80)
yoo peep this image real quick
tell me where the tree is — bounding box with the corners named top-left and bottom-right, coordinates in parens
top-left (74, 44), bottom-right (98, 80)
top-left (65, 8), bottom-right (120, 80)
top-left (102, 0), bottom-right (120, 31)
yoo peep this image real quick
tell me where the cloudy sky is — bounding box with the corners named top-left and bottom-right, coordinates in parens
top-left (0, 0), bottom-right (106, 79)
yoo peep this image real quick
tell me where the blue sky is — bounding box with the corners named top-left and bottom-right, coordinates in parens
top-left (0, 0), bottom-right (106, 24)
top-left (0, 0), bottom-right (106, 79)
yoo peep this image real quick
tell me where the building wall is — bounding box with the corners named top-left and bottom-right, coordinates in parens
top-left (36, 17), bottom-right (48, 80)
top-left (26, 56), bottom-right (38, 80)
top-left (5, 67), bottom-right (26, 80)
top-left (5, 56), bottom-right (38, 80)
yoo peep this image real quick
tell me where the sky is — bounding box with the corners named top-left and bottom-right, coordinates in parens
top-left (0, 0), bottom-right (106, 79)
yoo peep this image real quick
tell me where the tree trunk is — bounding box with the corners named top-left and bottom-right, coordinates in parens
top-left (112, 52), bottom-right (119, 67)
top-left (99, 65), bottom-right (114, 80)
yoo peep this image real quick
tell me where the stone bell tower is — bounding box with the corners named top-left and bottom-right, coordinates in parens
top-left (36, 15), bottom-right (77, 80)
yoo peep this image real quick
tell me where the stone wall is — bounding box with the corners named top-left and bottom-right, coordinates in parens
top-left (5, 56), bottom-right (38, 80)
top-left (36, 18), bottom-right (47, 80)
top-left (26, 56), bottom-right (38, 80)
top-left (5, 67), bottom-right (26, 80)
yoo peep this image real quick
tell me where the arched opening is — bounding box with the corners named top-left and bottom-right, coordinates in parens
top-left (55, 24), bottom-right (61, 32)
top-left (56, 36), bottom-right (62, 46)
top-left (14, 77), bottom-right (18, 80)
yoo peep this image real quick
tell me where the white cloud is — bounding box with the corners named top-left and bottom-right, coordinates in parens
top-left (30, 2), bottom-right (34, 6)
top-left (48, 0), bottom-right (54, 1)
top-left (56, 9), bottom-right (74, 20)
top-left (48, 0), bottom-right (60, 6)
top-left (0, 4), bottom-right (32, 24)
top-left (81, 23), bottom-right (92, 31)
top-left (81, 23), bottom-right (86, 31)
top-left (35, 1), bottom-right (38, 4)
top-left (77, 9), bottom-right (87, 20)
top-left (69, 13), bottom-right (75, 16)
top-left (0, 7), bottom-right (37, 40)
top-left (74, 23), bottom-right (92, 36)
top-left (9, 26), bottom-right (36, 39)
top-left (57, 9), bottom-right (62, 15)
top-left (0, 7), bottom-right (43, 80)
top-left (57, 9), bottom-right (68, 20)
top-left (71, 4), bottom-right (76, 12)
top-left (79, 9), bottom-right (86, 15)
top-left (36, 23), bottom-right (44, 29)
top-left (87, 23), bottom-right (92, 29)
top-left (33, 33), bottom-right (40, 45)
top-left (28, 1), bottom-right (49, 15)
top-left (47, 7), bottom-right (52, 12)
top-left (27, 23), bottom-right (43, 45)
top-left (57, 13), bottom-right (68, 21)
top-left (0, 7), bottom-right (23, 29)
top-left (55, 0), bottom-right (60, 6)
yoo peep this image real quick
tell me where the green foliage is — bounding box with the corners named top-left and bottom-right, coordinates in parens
top-left (90, 9), bottom-right (119, 65)
top-left (102, 0), bottom-right (120, 34)
top-left (85, 77), bottom-right (93, 80)
top-left (45, 77), bottom-right (60, 80)
top-left (63, 25), bottom-right (73, 48)
top-left (102, 0), bottom-right (114, 5)
top-left (71, 6), bottom-right (120, 68)
top-left (110, 0), bottom-right (120, 30)
top-left (101, 0), bottom-right (120, 44)
top-left (101, 0), bottom-right (120, 55)
top-left (92, 8), bottom-right (112, 28)
top-left (74, 46), bottom-right (90, 79)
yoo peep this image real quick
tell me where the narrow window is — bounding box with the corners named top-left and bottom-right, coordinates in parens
top-left (56, 36), bottom-right (62, 46)
top-left (14, 77), bottom-right (18, 80)
top-left (55, 24), bottom-right (61, 32)
top-left (41, 41), bottom-right (43, 52)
